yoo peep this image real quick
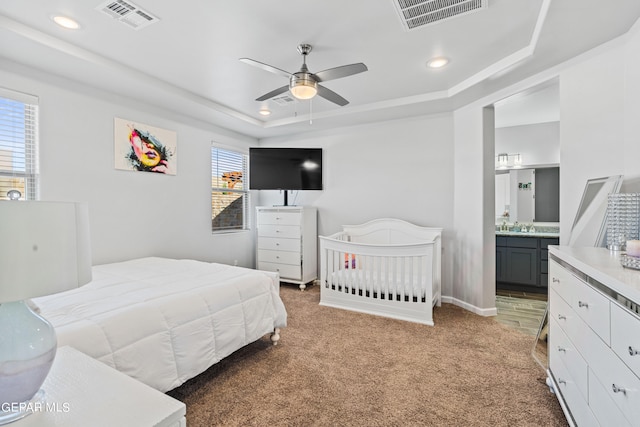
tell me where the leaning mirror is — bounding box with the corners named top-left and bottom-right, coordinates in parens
top-left (531, 174), bottom-right (623, 372)
top-left (567, 175), bottom-right (623, 247)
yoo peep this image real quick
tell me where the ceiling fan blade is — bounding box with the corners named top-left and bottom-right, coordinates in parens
top-left (256, 85), bottom-right (289, 102)
top-left (317, 85), bottom-right (349, 106)
top-left (239, 58), bottom-right (291, 79)
top-left (314, 63), bottom-right (368, 82)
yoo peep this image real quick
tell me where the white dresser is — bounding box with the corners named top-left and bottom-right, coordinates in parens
top-left (548, 246), bottom-right (640, 427)
top-left (256, 206), bottom-right (317, 289)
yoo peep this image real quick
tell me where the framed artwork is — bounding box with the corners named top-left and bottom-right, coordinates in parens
top-left (114, 118), bottom-right (177, 175)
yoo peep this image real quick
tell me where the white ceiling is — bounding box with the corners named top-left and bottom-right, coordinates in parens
top-left (0, 0), bottom-right (638, 139)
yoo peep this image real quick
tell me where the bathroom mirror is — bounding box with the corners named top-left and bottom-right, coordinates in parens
top-left (567, 175), bottom-right (623, 247)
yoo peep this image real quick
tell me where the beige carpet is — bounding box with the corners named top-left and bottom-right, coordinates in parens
top-left (167, 285), bottom-right (567, 426)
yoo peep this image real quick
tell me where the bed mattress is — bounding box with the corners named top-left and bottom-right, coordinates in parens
top-left (34, 257), bottom-right (287, 392)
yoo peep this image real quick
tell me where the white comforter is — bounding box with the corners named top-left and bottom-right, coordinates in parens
top-left (34, 257), bottom-right (287, 392)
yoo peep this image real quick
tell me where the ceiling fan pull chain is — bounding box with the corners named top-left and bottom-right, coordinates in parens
top-left (309, 99), bottom-right (313, 125)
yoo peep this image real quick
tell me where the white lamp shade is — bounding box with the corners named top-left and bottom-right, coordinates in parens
top-left (0, 201), bottom-right (92, 302)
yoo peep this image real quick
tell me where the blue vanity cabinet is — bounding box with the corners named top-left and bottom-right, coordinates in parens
top-left (539, 237), bottom-right (559, 286)
top-left (496, 237), bottom-right (507, 282)
top-left (504, 237), bottom-right (538, 286)
top-left (496, 235), bottom-right (559, 291)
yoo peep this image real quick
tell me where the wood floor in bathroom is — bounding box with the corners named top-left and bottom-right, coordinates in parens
top-left (495, 290), bottom-right (547, 336)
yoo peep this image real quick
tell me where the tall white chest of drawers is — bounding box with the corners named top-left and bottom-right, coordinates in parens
top-left (256, 206), bottom-right (317, 289)
top-left (548, 246), bottom-right (640, 427)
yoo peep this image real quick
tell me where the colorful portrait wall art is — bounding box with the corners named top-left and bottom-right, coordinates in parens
top-left (114, 118), bottom-right (177, 175)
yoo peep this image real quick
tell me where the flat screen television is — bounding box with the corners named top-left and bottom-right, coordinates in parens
top-left (249, 147), bottom-right (322, 205)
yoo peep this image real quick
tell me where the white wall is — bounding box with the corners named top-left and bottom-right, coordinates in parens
top-left (495, 122), bottom-right (560, 168)
top-left (0, 63), bottom-right (258, 267)
top-left (258, 114), bottom-right (456, 297)
top-left (452, 106), bottom-right (496, 314)
top-left (559, 24), bottom-right (640, 243)
top-left (451, 19), bottom-right (640, 315)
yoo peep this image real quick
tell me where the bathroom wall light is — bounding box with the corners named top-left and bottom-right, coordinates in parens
top-left (513, 154), bottom-right (523, 168)
top-left (496, 153), bottom-right (523, 170)
top-left (497, 153), bottom-right (509, 169)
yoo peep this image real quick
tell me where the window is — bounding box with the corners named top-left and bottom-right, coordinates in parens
top-left (211, 145), bottom-right (249, 232)
top-left (0, 89), bottom-right (39, 200)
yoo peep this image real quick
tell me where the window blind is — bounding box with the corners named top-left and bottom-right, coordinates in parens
top-left (0, 88), bottom-right (39, 200)
top-left (211, 145), bottom-right (249, 232)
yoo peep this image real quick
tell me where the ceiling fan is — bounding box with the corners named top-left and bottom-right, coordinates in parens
top-left (240, 44), bottom-right (368, 107)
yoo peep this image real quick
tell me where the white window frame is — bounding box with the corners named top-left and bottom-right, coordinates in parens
top-left (211, 144), bottom-right (249, 233)
top-left (0, 88), bottom-right (39, 201)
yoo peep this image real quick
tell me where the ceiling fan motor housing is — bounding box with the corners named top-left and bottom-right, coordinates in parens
top-left (289, 72), bottom-right (318, 99)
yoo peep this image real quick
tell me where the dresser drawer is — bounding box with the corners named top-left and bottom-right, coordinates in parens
top-left (257, 211), bottom-right (301, 226)
top-left (258, 262), bottom-right (301, 281)
top-left (549, 259), bottom-right (575, 306)
top-left (549, 316), bottom-right (588, 400)
top-left (588, 336), bottom-right (640, 425)
top-left (589, 367), bottom-right (632, 427)
top-left (258, 249), bottom-right (300, 266)
top-left (569, 277), bottom-right (611, 345)
top-left (549, 288), bottom-right (579, 341)
top-left (611, 302), bottom-right (640, 379)
top-left (551, 360), bottom-right (599, 427)
top-left (257, 237), bottom-right (300, 252)
top-left (257, 224), bottom-right (301, 239)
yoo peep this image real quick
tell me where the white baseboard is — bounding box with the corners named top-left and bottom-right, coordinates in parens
top-left (441, 295), bottom-right (497, 317)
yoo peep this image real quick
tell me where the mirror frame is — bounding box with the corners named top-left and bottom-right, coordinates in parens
top-left (567, 175), bottom-right (623, 247)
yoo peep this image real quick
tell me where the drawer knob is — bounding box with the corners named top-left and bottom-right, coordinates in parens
top-left (557, 346), bottom-right (566, 353)
top-left (578, 301), bottom-right (589, 308)
top-left (612, 384), bottom-right (627, 395)
top-left (629, 346), bottom-right (640, 356)
top-left (552, 277), bottom-right (560, 283)
top-left (558, 314), bottom-right (566, 320)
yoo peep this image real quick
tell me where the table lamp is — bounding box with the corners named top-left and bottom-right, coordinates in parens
top-left (0, 199), bottom-right (92, 424)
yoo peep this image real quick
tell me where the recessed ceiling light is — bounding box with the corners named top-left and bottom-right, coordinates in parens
top-left (427, 57), bottom-right (449, 69)
top-left (259, 108), bottom-right (271, 116)
top-left (52, 16), bottom-right (80, 30)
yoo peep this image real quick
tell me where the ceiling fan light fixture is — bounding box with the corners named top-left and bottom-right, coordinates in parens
top-left (289, 74), bottom-right (318, 100)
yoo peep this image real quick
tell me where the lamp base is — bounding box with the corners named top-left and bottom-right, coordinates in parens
top-left (0, 301), bottom-right (57, 423)
top-left (0, 389), bottom-right (45, 425)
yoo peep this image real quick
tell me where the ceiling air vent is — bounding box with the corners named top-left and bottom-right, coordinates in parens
top-left (272, 94), bottom-right (296, 106)
top-left (96, 0), bottom-right (159, 30)
top-left (392, 0), bottom-right (487, 31)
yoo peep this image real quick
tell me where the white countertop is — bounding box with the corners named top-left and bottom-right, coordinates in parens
top-left (496, 231), bottom-right (560, 238)
top-left (549, 245), bottom-right (640, 305)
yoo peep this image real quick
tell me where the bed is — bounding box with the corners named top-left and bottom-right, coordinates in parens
top-left (319, 219), bottom-right (442, 326)
top-left (33, 257), bottom-right (287, 393)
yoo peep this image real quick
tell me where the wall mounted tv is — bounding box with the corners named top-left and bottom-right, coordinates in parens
top-left (249, 147), bottom-right (322, 205)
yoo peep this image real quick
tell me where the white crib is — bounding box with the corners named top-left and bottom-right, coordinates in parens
top-left (319, 218), bottom-right (442, 326)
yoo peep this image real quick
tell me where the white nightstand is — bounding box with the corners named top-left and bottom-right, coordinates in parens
top-left (10, 346), bottom-right (186, 427)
